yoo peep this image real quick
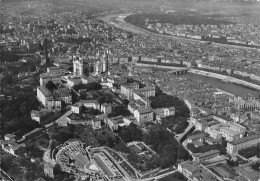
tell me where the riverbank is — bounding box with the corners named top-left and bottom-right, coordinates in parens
top-left (189, 69), bottom-right (260, 92)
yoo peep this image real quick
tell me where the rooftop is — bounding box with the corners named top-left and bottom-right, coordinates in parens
top-left (72, 102), bottom-right (83, 107)
top-left (179, 161), bottom-right (200, 173)
top-left (68, 77), bottom-right (82, 82)
top-left (220, 127), bottom-right (240, 136)
top-left (81, 100), bottom-right (99, 105)
top-left (110, 116), bottom-right (124, 124)
top-left (23, 128), bottom-right (43, 138)
top-left (193, 149), bottom-right (220, 159)
top-left (138, 86), bottom-right (155, 92)
top-left (212, 114), bottom-right (233, 122)
top-left (229, 133), bottom-right (260, 145)
top-left (136, 107), bottom-right (153, 114)
top-left (101, 103), bottom-right (111, 107)
top-left (188, 133), bottom-right (208, 140)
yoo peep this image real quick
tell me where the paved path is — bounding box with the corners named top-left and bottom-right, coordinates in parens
top-left (175, 120), bottom-right (194, 143)
top-left (0, 168), bottom-right (14, 181)
top-left (140, 170), bottom-right (177, 181)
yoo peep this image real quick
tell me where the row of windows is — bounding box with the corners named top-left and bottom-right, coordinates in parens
top-left (137, 111), bottom-right (153, 117)
top-left (228, 138), bottom-right (260, 149)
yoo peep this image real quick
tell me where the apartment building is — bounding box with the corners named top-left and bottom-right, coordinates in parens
top-left (101, 103), bottom-right (112, 115)
top-left (81, 100), bottom-right (100, 110)
top-left (120, 82), bottom-right (139, 99)
top-left (107, 76), bottom-right (127, 85)
top-left (40, 73), bottom-right (62, 86)
top-left (195, 119), bottom-right (209, 131)
top-left (92, 118), bottom-right (102, 130)
top-left (133, 92), bottom-right (151, 107)
top-left (134, 107), bottom-right (154, 124)
top-left (30, 109), bottom-right (52, 124)
top-left (53, 84), bottom-right (72, 105)
top-left (107, 116), bottom-right (125, 131)
top-left (67, 76), bottom-right (82, 88)
top-left (71, 102), bottom-right (83, 114)
top-left (220, 127), bottom-right (241, 142)
top-left (219, 123), bottom-right (246, 142)
top-left (134, 86), bottom-right (155, 98)
top-left (178, 161), bottom-right (217, 181)
top-left (226, 133), bottom-right (260, 154)
top-left (37, 85), bottom-right (52, 107)
top-left (128, 100), bottom-right (146, 114)
top-left (187, 133), bottom-right (208, 144)
top-left (153, 107), bottom-right (175, 121)
top-left (47, 66), bottom-right (67, 76)
top-left (193, 150), bottom-right (220, 162)
top-left (205, 128), bottom-right (222, 140)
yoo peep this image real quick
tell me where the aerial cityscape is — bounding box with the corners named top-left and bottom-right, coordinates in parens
top-left (0, 0), bottom-right (260, 181)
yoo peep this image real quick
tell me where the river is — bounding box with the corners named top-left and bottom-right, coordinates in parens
top-left (180, 73), bottom-right (259, 97)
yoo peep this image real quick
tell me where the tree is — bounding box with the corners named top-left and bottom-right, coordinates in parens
top-left (20, 101), bottom-right (29, 114)
top-left (107, 137), bottom-right (115, 148)
top-left (227, 160), bottom-right (239, 167)
top-left (46, 81), bottom-right (57, 92)
top-left (68, 123), bottom-right (76, 133)
top-left (119, 127), bottom-right (132, 143)
top-left (177, 145), bottom-right (190, 160)
top-left (108, 106), bottom-right (131, 117)
top-left (160, 144), bottom-right (178, 168)
top-left (87, 108), bottom-right (101, 115)
top-left (0, 51), bottom-right (19, 63)
top-left (251, 162), bottom-right (260, 171)
top-left (155, 85), bottom-right (163, 96)
top-left (122, 99), bottom-right (129, 105)
top-left (150, 93), bottom-right (190, 118)
top-left (113, 142), bottom-right (131, 153)
top-left (1, 74), bottom-right (13, 85)
top-left (238, 144), bottom-right (260, 158)
top-left (128, 123), bottom-right (143, 141)
top-left (143, 124), bottom-right (190, 168)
